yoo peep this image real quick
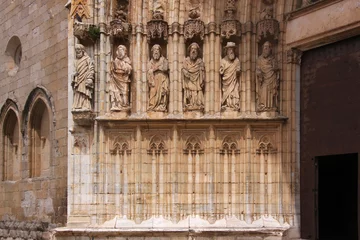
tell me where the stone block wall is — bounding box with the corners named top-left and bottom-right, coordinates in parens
top-left (0, 0), bottom-right (68, 232)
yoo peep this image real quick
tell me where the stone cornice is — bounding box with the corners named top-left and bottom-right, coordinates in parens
top-left (284, 0), bottom-right (343, 21)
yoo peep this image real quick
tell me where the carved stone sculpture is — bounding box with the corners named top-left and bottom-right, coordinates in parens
top-left (184, 6), bottom-right (205, 41)
top-left (220, 42), bottom-right (241, 111)
top-left (109, 0), bottom-right (131, 39)
top-left (182, 42), bottom-right (205, 111)
top-left (220, 0), bottom-right (241, 40)
top-left (70, 0), bottom-right (90, 20)
top-left (255, 41), bottom-right (280, 112)
top-left (147, 0), bottom-right (168, 42)
top-left (72, 44), bottom-right (94, 111)
top-left (147, 45), bottom-right (169, 112)
top-left (256, 5), bottom-right (279, 42)
top-left (109, 45), bottom-right (132, 111)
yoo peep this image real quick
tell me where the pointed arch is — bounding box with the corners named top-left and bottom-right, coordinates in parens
top-left (23, 87), bottom-right (54, 178)
top-left (0, 99), bottom-right (20, 181)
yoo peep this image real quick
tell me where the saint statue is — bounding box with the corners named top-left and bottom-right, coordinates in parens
top-left (182, 42), bottom-right (205, 111)
top-left (220, 42), bottom-right (241, 111)
top-left (147, 44), bottom-right (169, 112)
top-left (72, 44), bottom-right (94, 111)
top-left (256, 41), bottom-right (280, 112)
top-left (109, 45), bottom-right (132, 111)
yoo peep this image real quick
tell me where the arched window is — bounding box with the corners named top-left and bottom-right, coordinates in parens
top-left (28, 99), bottom-right (51, 178)
top-left (5, 36), bottom-right (22, 76)
top-left (1, 108), bottom-right (19, 181)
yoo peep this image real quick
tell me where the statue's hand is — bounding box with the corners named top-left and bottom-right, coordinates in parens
top-left (219, 67), bottom-right (224, 75)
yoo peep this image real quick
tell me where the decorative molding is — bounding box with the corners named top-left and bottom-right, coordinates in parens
top-left (284, 0), bottom-right (342, 21)
top-left (72, 110), bottom-right (94, 126)
top-left (147, 135), bottom-right (168, 154)
top-left (73, 22), bottom-right (100, 42)
top-left (256, 135), bottom-right (277, 154)
top-left (219, 135), bottom-right (240, 154)
top-left (183, 135), bottom-right (204, 154)
top-left (111, 136), bottom-right (131, 155)
top-left (70, 0), bottom-right (90, 20)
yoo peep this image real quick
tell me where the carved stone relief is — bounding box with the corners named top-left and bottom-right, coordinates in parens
top-left (72, 44), bottom-right (94, 112)
top-left (147, 45), bottom-right (169, 112)
top-left (109, 45), bottom-right (132, 112)
top-left (70, 0), bottom-right (90, 20)
top-left (182, 42), bottom-right (205, 111)
top-left (147, 0), bottom-right (168, 42)
top-left (220, 42), bottom-right (241, 111)
top-left (256, 5), bottom-right (279, 43)
top-left (109, 0), bottom-right (131, 39)
top-left (255, 41), bottom-right (280, 112)
top-left (220, 0), bottom-right (241, 40)
top-left (184, 5), bottom-right (205, 41)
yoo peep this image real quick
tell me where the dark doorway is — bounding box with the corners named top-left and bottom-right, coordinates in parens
top-left (316, 153), bottom-right (358, 240)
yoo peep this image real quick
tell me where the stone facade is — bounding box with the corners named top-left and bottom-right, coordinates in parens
top-left (1, 0), bottom-right (360, 240)
top-left (0, 0), bottom-right (68, 238)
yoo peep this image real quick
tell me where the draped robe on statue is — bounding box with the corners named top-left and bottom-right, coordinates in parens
top-left (256, 55), bottom-right (279, 111)
top-left (109, 57), bottom-right (132, 109)
top-left (148, 56), bottom-right (169, 111)
top-left (73, 55), bottom-right (94, 110)
top-left (182, 57), bottom-right (205, 110)
top-left (220, 57), bottom-right (241, 110)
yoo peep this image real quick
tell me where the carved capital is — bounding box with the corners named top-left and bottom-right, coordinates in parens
top-left (205, 22), bottom-right (217, 35)
top-left (243, 21), bottom-right (253, 34)
top-left (184, 19), bottom-right (205, 41)
top-left (287, 48), bottom-right (303, 65)
top-left (169, 22), bottom-right (182, 35)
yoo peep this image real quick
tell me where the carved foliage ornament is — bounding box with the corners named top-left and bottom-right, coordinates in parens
top-left (73, 22), bottom-right (100, 42)
top-left (184, 19), bottom-right (205, 41)
top-left (221, 0), bottom-right (241, 40)
top-left (257, 5), bottom-right (279, 42)
top-left (147, 20), bottom-right (168, 42)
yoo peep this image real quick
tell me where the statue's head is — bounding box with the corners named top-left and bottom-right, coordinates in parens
top-left (188, 42), bottom-right (200, 61)
top-left (224, 42), bottom-right (236, 61)
top-left (75, 44), bottom-right (85, 59)
top-left (116, 45), bottom-right (127, 59)
top-left (262, 41), bottom-right (272, 58)
top-left (151, 44), bottom-right (162, 60)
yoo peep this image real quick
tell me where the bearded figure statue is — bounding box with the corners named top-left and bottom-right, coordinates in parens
top-left (147, 44), bottom-right (169, 112)
top-left (220, 42), bottom-right (241, 111)
top-left (181, 42), bottom-right (205, 111)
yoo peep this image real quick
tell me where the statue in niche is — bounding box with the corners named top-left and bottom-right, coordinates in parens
top-left (72, 44), bottom-right (94, 111)
top-left (260, 5), bottom-right (274, 20)
top-left (147, 44), bottom-right (169, 112)
top-left (220, 42), bottom-right (241, 111)
top-left (109, 45), bottom-right (132, 111)
top-left (256, 41), bottom-right (280, 112)
top-left (182, 42), bottom-right (205, 111)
